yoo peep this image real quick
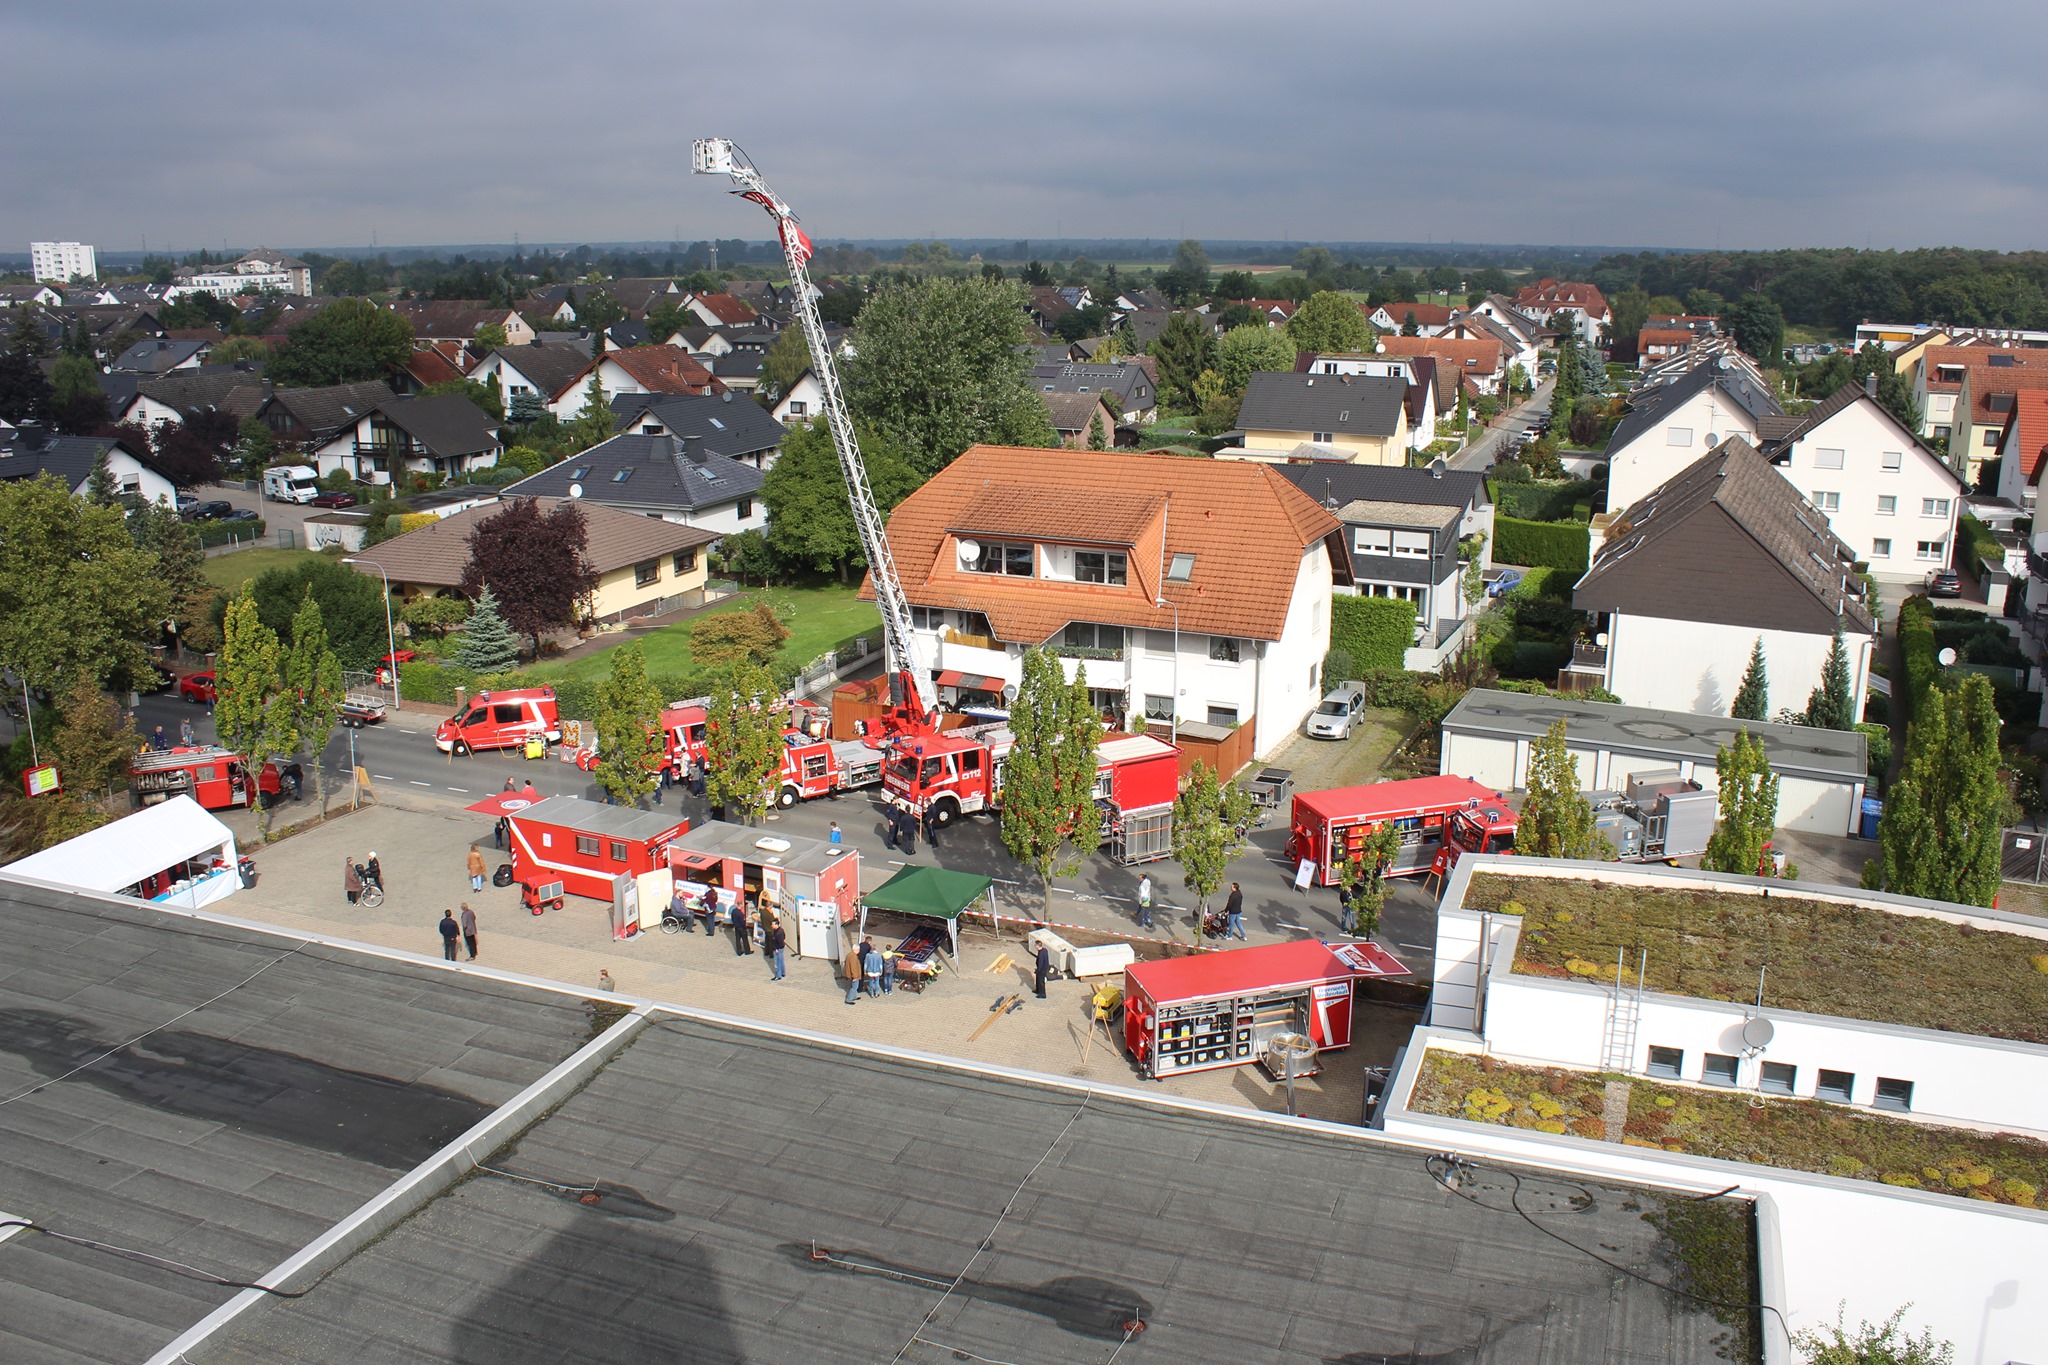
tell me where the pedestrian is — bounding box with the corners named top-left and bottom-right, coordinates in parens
top-left (899, 809), bottom-right (917, 857)
top-left (880, 952), bottom-right (896, 995)
top-left (652, 763), bottom-right (666, 807)
top-left (467, 846), bottom-right (487, 893)
top-left (502, 778), bottom-right (516, 793)
top-left (843, 946), bottom-right (863, 1005)
top-left (598, 969), bottom-right (616, 993)
top-left (363, 852), bottom-right (382, 894)
top-left (922, 802), bottom-right (940, 849)
top-left (438, 909), bottom-right (461, 962)
top-left (1224, 882), bottom-right (1246, 940)
top-left (179, 717), bottom-right (195, 746)
top-left (520, 780), bottom-right (539, 803)
top-left (690, 761), bottom-right (706, 798)
top-left (861, 943), bottom-right (884, 997)
top-left (1033, 943), bottom-right (1052, 999)
top-left (1136, 873), bottom-right (1154, 929)
top-left (882, 812), bottom-right (898, 851)
top-left (670, 884), bottom-right (695, 933)
top-left (1337, 881), bottom-right (1352, 917)
top-left (696, 895), bottom-right (717, 939)
top-left (150, 725), bottom-right (169, 752)
top-left (732, 900), bottom-right (752, 956)
top-left (459, 902), bottom-right (478, 960)
top-left (828, 820), bottom-right (842, 847)
top-left (344, 857), bottom-right (362, 906)
top-left (493, 816), bottom-right (507, 851)
top-left (765, 921), bottom-right (787, 980)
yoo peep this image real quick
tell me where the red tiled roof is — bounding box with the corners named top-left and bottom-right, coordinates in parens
top-left (1514, 278), bottom-right (1609, 318)
top-left (404, 348), bottom-right (469, 388)
top-left (1962, 362), bottom-right (2048, 425)
top-left (1374, 336), bottom-right (1504, 374)
top-left (2007, 391), bottom-right (2048, 485)
top-left (1375, 301), bottom-right (1453, 326)
top-left (1639, 329), bottom-right (1696, 348)
top-left (864, 445), bottom-right (1341, 644)
top-left (1251, 299), bottom-right (1298, 318)
top-left (603, 345), bottom-right (727, 396)
top-left (690, 292), bottom-right (756, 325)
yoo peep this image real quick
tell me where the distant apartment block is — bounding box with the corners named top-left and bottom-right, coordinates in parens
top-left (171, 248), bottom-right (313, 299)
top-left (30, 241), bottom-right (97, 283)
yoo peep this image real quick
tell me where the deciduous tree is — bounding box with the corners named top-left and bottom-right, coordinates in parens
top-left (1794, 1306), bottom-right (1953, 1365)
top-left (50, 354), bottom-right (109, 434)
top-left (1518, 719), bottom-right (1608, 859)
top-left (1701, 730), bottom-right (1778, 875)
top-left (51, 673), bottom-right (137, 801)
top-left (246, 555), bottom-right (391, 670)
top-left (691, 602), bottom-right (790, 668)
top-left (1286, 291), bottom-right (1373, 354)
top-left (761, 417), bottom-right (919, 581)
top-left (266, 298), bottom-right (415, 386)
top-left (284, 590), bottom-right (345, 813)
top-left (846, 275), bottom-right (1055, 473)
top-left (1732, 637), bottom-right (1770, 721)
top-left (1000, 647), bottom-right (1104, 913)
top-left (453, 586), bottom-right (521, 672)
top-left (704, 660), bottom-right (785, 824)
top-left (594, 642), bottom-right (663, 808)
top-left (0, 475), bottom-right (168, 701)
top-left (573, 287), bottom-right (626, 331)
top-left (759, 326), bottom-right (812, 402)
top-left (1879, 674), bottom-right (2004, 906)
top-left (214, 589), bottom-right (290, 836)
top-left (1725, 293), bottom-right (1786, 364)
top-left (1171, 761), bottom-right (1256, 931)
top-left (1341, 822), bottom-right (1403, 938)
top-left (459, 499), bottom-right (600, 654)
top-left (1214, 323), bottom-right (1296, 397)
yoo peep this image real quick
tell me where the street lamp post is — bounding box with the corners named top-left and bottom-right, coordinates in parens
top-left (342, 557), bottom-right (400, 710)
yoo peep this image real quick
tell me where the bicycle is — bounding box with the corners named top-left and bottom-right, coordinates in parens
top-left (353, 864), bottom-right (385, 909)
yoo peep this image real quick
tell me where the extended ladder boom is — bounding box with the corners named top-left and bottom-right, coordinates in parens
top-left (690, 138), bottom-right (937, 723)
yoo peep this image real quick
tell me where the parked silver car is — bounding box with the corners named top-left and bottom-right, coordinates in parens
top-left (1305, 682), bottom-right (1369, 740)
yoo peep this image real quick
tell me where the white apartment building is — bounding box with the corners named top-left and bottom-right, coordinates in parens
top-left (1756, 382), bottom-right (1962, 581)
top-left (169, 248), bottom-right (313, 299)
top-left (30, 241), bottom-right (97, 283)
top-left (1602, 354), bottom-right (1783, 510)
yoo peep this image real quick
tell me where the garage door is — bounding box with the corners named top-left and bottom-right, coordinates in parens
top-left (1779, 776), bottom-right (1855, 835)
top-left (1440, 731), bottom-right (1518, 791)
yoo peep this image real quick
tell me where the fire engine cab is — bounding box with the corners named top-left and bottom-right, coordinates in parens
top-left (1288, 775), bottom-right (1512, 886)
top-left (775, 733), bottom-right (884, 806)
top-left (436, 687), bottom-right (561, 756)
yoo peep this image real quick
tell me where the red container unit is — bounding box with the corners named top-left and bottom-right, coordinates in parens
top-left (1122, 939), bottom-right (1409, 1080)
top-left (491, 795), bottom-right (689, 903)
top-left (1288, 776), bottom-right (1508, 887)
top-left (128, 746), bottom-right (254, 812)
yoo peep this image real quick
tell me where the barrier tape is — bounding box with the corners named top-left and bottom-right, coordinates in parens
top-left (955, 907), bottom-right (1220, 953)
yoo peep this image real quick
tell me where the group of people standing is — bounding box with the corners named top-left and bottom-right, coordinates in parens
top-left (668, 884), bottom-right (787, 981)
top-left (843, 936), bottom-right (896, 1003)
top-left (880, 802), bottom-right (941, 854)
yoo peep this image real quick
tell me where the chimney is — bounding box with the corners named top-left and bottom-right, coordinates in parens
top-left (650, 434), bottom-right (674, 462)
top-left (1864, 371), bottom-right (1878, 398)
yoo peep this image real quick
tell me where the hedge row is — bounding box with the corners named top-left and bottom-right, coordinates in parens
top-left (1897, 594), bottom-right (1938, 722)
top-left (1505, 565), bottom-right (1564, 603)
top-left (1490, 478), bottom-right (1599, 524)
top-left (1493, 516), bottom-right (1590, 576)
top-left (399, 659), bottom-right (719, 728)
top-left (1956, 513), bottom-right (2002, 581)
top-left (193, 518), bottom-right (267, 549)
top-left (1330, 595), bottom-right (1417, 674)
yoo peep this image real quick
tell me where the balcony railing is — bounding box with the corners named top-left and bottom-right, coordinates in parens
top-left (1050, 644), bottom-right (1125, 662)
top-left (1567, 643), bottom-right (1609, 673)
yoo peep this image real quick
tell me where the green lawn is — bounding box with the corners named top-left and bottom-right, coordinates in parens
top-left (202, 547), bottom-right (321, 594)
top-left (526, 583), bottom-right (880, 683)
top-left (1783, 322), bottom-right (1850, 346)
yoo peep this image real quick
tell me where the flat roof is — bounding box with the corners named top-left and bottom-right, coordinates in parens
top-left (511, 795), bottom-right (690, 843)
top-left (0, 882), bottom-right (596, 1365)
top-left (671, 819), bottom-right (850, 876)
top-left (194, 1014), bottom-right (1735, 1363)
top-left (1334, 498), bottom-right (1460, 529)
top-left (1127, 939), bottom-right (1409, 1002)
top-left (1442, 687), bottom-right (1867, 785)
top-left (1294, 775), bottom-right (1502, 821)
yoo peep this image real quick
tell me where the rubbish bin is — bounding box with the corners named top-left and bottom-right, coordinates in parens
top-left (1860, 797), bottom-right (1882, 840)
top-left (524, 736), bottom-right (546, 761)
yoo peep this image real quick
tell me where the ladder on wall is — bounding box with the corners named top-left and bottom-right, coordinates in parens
top-left (1600, 948), bottom-right (1647, 1073)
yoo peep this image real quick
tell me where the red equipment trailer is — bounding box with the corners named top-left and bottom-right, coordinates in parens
top-left (470, 794), bottom-right (689, 908)
top-left (880, 728), bottom-right (1181, 861)
top-left (1122, 939), bottom-right (1409, 1080)
top-left (128, 746), bottom-right (255, 812)
top-left (1288, 776), bottom-right (1512, 887)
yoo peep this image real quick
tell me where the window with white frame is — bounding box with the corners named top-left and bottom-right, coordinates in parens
top-left (786, 400), bottom-right (807, 418)
top-left (1814, 447), bottom-right (1846, 469)
top-left (1074, 550), bottom-right (1128, 585)
top-left (1312, 431), bottom-right (1334, 443)
top-left (1813, 491), bottom-right (1840, 511)
top-left (1881, 449), bottom-right (1902, 470)
top-left (1916, 540), bottom-right (1946, 561)
top-left (1983, 429), bottom-right (2000, 448)
top-left (969, 541), bottom-right (1035, 576)
top-left (1060, 622), bottom-right (1123, 653)
top-left (1922, 498), bottom-right (1951, 517)
top-left (1208, 636), bottom-right (1241, 663)
top-left (1354, 527), bottom-right (1392, 556)
top-left (1876, 494), bottom-right (1896, 516)
top-left (1391, 531), bottom-right (1431, 558)
top-left (910, 606), bottom-right (941, 630)
top-left (1871, 538), bottom-right (1891, 558)
top-left (1666, 427), bottom-right (1693, 446)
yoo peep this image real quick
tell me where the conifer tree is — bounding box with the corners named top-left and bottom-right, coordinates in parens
top-left (453, 587), bottom-right (521, 673)
top-left (1702, 730), bottom-right (1779, 875)
top-left (1518, 719), bottom-right (1607, 859)
top-left (1879, 674), bottom-right (2004, 906)
top-left (1731, 637), bottom-right (1769, 721)
top-left (1802, 623), bottom-right (1856, 730)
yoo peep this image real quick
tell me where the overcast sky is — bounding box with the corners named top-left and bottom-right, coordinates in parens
top-left (9, 0), bottom-right (2047, 257)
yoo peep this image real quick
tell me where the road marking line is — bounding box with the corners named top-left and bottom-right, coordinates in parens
top-left (409, 780), bottom-right (432, 787)
top-left (449, 788), bottom-right (469, 794)
top-left (373, 774), bottom-right (395, 781)
top-left (1399, 942), bottom-right (1431, 952)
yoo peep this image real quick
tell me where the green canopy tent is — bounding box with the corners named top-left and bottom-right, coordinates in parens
top-left (858, 864), bottom-right (994, 963)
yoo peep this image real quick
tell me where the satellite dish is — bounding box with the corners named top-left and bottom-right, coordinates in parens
top-left (1741, 1016), bottom-right (1775, 1050)
top-left (1001, 684), bottom-right (1018, 704)
top-left (957, 538), bottom-right (981, 563)
top-left (1938, 647), bottom-right (1958, 666)
top-left (568, 482), bottom-right (584, 499)
top-left (1704, 432), bottom-right (1720, 447)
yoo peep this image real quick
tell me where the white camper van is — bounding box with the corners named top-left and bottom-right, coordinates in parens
top-left (262, 464), bottom-right (320, 503)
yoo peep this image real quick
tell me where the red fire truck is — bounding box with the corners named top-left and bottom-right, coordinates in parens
top-left (880, 727), bottom-right (1181, 861)
top-left (1428, 800), bottom-right (1520, 879)
top-left (658, 696), bottom-right (827, 775)
top-left (1288, 776), bottom-right (1514, 886)
top-left (774, 733), bottom-right (884, 807)
top-left (1123, 939), bottom-right (1409, 1080)
top-left (128, 746), bottom-right (255, 812)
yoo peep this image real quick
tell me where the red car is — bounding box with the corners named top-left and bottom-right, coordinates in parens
top-left (309, 489), bottom-right (358, 509)
top-left (179, 671), bottom-right (217, 703)
top-left (374, 650), bottom-right (416, 685)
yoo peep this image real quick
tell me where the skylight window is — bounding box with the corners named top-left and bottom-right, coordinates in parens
top-left (1166, 553), bottom-right (1196, 581)
top-left (571, 467), bottom-right (589, 480)
top-left (709, 417), bottom-right (725, 429)
top-left (612, 468), bottom-right (632, 483)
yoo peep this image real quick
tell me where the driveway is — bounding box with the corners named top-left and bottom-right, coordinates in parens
top-left (1451, 380), bottom-right (1554, 472)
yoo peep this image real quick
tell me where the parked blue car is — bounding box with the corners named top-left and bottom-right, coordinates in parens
top-left (1487, 569), bottom-right (1525, 598)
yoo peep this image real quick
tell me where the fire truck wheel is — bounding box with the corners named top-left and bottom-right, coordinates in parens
top-left (453, 740), bottom-right (471, 757)
top-left (530, 900), bottom-right (544, 916)
top-left (776, 786), bottom-right (797, 809)
top-left (929, 800), bottom-right (959, 830)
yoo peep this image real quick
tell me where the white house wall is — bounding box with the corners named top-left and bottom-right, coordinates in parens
top-left (1606, 387), bottom-right (1773, 510)
top-left (1772, 399), bottom-right (1959, 581)
top-left (1606, 612), bottom-right (1870, 727)
top-left (1252, 543), bottom-right (1332, 758)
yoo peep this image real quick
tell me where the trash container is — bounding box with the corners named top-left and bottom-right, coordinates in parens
top-left (1860, 797), bottom-right (1882, 840)
top-left (524, 736), bottom-right (546, 760)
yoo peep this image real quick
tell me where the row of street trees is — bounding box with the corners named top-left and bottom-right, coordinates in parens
top-left (214, 588), bottom-right (345, 835)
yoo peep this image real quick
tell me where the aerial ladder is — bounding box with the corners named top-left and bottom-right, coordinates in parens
top-left (691, 138), bottom-right (937, 737)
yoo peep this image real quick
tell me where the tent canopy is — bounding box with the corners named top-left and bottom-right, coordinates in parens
top-left (860, 864), bottom-right (992, 921)
top-left (3, 795), bottom-right (235, 893)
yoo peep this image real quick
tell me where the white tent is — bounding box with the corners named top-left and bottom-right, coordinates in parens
top-left (3, 795), bottom-right (241, 908)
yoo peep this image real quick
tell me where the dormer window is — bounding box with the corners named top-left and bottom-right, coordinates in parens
top-left (969, 541), bottom-right (1035, 577)
top-left (1074, 550), bottom-right (1127, 585)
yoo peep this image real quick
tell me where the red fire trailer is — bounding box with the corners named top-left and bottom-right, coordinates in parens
top-left (1287, 775), bottom-right (1509, 887)
top-left (1123, 939), bottom-right (1409, 1080)
top-left (129, 746), bottom-right (255, 812)
top-left (470, 794), bottom-right (689, 904)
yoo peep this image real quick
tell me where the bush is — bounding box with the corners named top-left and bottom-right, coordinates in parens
top-left (1491, 478), bottom-right (1598, 523)
top-left (1505, 565), bottom-right (1562, 602)
top-left (1957, 512), bottom-right (2003, 580)
top-left (1331, 596), bottom-right (1417, 673)
top-left (192, 517), bottom-right (267, 549)
top-left (1494, 516), bottom-right (1590, 575)
top-left (1856, 722), bottom-right (1891, 784)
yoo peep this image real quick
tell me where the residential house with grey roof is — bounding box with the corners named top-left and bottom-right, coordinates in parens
top-left (1227, 370), bottom-right (1410, 466)
top-left (1571, 437), bottom-right (1874, 718)
top-left (503, 431), bottom-right (767, 536)
top-left (612, 391), bottom-right (786, 469)
top-left (1030, 361), bottom-right (1156, 423)
top-left (468, 342), bottom-right (597, 421)
top-left (257, 380), bottom-right (397, 448)
top-left (307, 393), bottom-right (502, 487)
top-left (108, 336), bottom-right (205, 375)
top-left (0, 425), bottom-right (175, 506)
top-left (1603, 352), bottom-right (1784, 510)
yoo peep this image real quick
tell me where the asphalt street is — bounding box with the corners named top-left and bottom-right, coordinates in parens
top-left (132, 681), bottom-right (1444, 980)
top-left (1450, 378), bottom-right (1554, 472)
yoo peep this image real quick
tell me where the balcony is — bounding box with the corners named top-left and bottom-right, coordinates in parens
top-left (1566, 642), bottom-right (1609, 673)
